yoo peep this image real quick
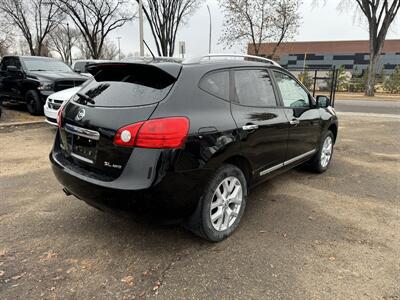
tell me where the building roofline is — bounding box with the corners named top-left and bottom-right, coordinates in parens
top-left (249, 39), bottom-right (400, 56)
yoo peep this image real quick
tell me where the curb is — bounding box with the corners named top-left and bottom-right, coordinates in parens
top-left (337, 112), bottom-right (400, 119)
top-left (0, 120), bottom-right (46, 128)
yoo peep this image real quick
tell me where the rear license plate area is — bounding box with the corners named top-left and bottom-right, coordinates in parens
top-left (71, 135), bottom-right (97, 164)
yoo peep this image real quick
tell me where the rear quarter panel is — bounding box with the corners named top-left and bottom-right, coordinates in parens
top-left (151, 66), bottom-right (242, 172)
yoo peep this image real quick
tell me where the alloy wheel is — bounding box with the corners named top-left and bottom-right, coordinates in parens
top-left (321, 136), bottom-right (333, 168)
top-left (210, 176), bottom-right (243, 231)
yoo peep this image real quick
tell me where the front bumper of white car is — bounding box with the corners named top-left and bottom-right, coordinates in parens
top-left (44, 99), bottom-right (61, 126)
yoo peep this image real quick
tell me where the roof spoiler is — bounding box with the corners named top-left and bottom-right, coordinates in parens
top-left (86, 62), bottom-right (182, 79)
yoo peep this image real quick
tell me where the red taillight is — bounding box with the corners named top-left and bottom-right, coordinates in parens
top-left (114, 117), bottom-right (190, 149)
top-left (57, 106), bottom-right (64, 128)
top-left (114, 122), bottom-right (144, 147)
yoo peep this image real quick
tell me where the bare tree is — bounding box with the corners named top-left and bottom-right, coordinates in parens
top-left (137, 0), bottom-right (201, 57)
top-left (269, 0), bottom-right (301, 59)
top-left (100, 40), bottom-right (119, 60)
top-left (0, 23), bottom-right (12, 57)
top-left (0, 0), bottom-right (63, 56)
top-left (76, 39), bottom-right (92, 60)
top-left (49, 25), bottom-right (80, 64)
top-left (56, 0), bottom-right (135, 59)
top-left (219, 0), bottom-right (300, 56)
top-left (353, 0), bottom-right (399, 96)
top-left (315, 0), bottom-right (400, 96)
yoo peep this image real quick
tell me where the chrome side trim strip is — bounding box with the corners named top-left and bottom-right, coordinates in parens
top-left (65, 124), bottom-right (100, 141)
top-left (284, 149), bottom-right (316, 165)
top-left (259, 163), bottom-right (284, 176)
top-left (71, 152), bottom-right (94, 164)
top-left (259, 149), bottom-right (317, 176)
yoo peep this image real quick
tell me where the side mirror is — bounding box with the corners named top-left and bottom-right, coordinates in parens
top-left (74, 69), bottom-right (81, 74)
top-left (6, 66), bottom-right (24, 78)
top-left (316, 95), bottom-right (331, 108)
top-left (7, 66), bottom-right (18, 72)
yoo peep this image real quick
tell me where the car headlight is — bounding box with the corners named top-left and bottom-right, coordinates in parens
top-left (38, 82), bottom-right (54, 91)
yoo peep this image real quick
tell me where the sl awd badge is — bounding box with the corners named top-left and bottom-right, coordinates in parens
top-left (75, 108), bottom-right (86, 121)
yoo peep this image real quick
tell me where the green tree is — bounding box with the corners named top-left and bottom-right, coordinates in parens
top-left (384, 66), bottom-right (400, 93)
top-left (298, 70), bottom-right (313, 90)
top-left (348, 67), bottom-right (368, 93)
top-left (336, 65), bottom-right (351, 91)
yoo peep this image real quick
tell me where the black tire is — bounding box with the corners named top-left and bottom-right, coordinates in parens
top-left (309, 131), bottom-right (334, 173)
top-left (185, 164), bottom-right (248, 242)
top-left (26, 90), bottom-right (43, 116)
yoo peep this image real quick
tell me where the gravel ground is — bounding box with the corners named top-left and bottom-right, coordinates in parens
top-left (0, 106), bottom-right (43, 125)
top-left (0, 115), bottom-right (399, 300)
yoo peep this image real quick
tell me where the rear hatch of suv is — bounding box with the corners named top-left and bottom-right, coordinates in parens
top-left (55, 62), bottom-right (182, 181)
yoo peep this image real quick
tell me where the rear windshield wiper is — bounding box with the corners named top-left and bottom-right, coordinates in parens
top-left (77, 92), bottom-right (95, 105)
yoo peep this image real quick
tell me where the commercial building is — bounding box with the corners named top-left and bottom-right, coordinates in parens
top-left (248, 40), bottom-right (400, 74)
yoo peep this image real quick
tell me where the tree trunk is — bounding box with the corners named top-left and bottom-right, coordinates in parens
top-left (29, 43), bottom-right (36, 56)
top-left (252, 43), bottom-right (259, 56)
top-left (366, 53), bottom-right (379, 96)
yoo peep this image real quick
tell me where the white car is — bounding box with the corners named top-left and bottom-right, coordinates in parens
top-left (44, 87), bottom-right (81, 126)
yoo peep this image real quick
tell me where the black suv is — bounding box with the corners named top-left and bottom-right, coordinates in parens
top-left (50, 55), bottom-right (338, 241)
top-left (0, 56), bottom-right (87, 115)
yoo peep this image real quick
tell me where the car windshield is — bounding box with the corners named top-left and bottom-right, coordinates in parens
top-left (22, 58), bottom-right (72, 72)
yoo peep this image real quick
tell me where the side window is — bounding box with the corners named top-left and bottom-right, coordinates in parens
top-left (199, 71), bottom-right (230, 100)
top-left (12, 58), bottom-right (22, 70)
top-left (273, 71), bottom-right (310, 108)
top-left (1, 58), bottom-right (13, 71)
top-left (74, 62), bottom-right (86, 73)
top-left (234, 69), bottom-right (277, 107)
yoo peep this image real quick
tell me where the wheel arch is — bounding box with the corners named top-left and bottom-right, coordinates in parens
top-left (223, 155), bottom-right (253, 187)
top-left (328, 123), bottom-right (338, 142)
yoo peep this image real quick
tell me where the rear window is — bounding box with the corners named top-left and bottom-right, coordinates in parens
top-left (73, 64), bottom-right (177, 107)
top-left (199, 70), bottom-right (230, 100)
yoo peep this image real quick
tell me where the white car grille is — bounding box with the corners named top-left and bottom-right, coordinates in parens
top-left (48, 99), bottom-right (63, 110)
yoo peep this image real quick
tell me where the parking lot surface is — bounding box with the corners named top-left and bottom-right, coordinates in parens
top-left (0, 114), bottom-right (399, 299)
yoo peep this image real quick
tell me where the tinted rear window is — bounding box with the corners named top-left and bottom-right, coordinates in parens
top-left (200, 71), bottom-right (230, 100)
top-left (73, 64), bottom-right (177, 107)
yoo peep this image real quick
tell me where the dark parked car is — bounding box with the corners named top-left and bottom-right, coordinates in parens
top-left (71, 59), bottom-right (111, 77)
top-left (50, 55), bottom-right (338, 242)
top-left (0, 56), bottom-right (87, 115)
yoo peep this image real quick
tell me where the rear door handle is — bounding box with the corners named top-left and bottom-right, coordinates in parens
top-left (242, 124), bottom-right (259, 131)
top-left (289, 119), bottom-right (300, 126)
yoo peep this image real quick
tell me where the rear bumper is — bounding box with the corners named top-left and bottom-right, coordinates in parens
top-left (50, 150), bottom-right (212, 220)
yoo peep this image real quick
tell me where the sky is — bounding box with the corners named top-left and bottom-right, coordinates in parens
top-left (110, 0), bottom-right (400, 58)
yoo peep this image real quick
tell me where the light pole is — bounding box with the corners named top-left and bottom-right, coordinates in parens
top-left (207, 5), bottom-right (212, 54)
top-left (117, 37), bottom-right (122, 60)
top-left (139, 0), bottom-right (144, 56)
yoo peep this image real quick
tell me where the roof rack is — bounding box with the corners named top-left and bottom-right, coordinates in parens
top-left (122, 56), bottom-right (183, 63)
top-left (184, 53), bottom-right (281, 67)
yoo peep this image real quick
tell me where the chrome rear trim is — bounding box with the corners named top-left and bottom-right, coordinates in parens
top-left (71, 152), bottom-right (94, 164)
top-left (65, 124), bottom-right (100, 141)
